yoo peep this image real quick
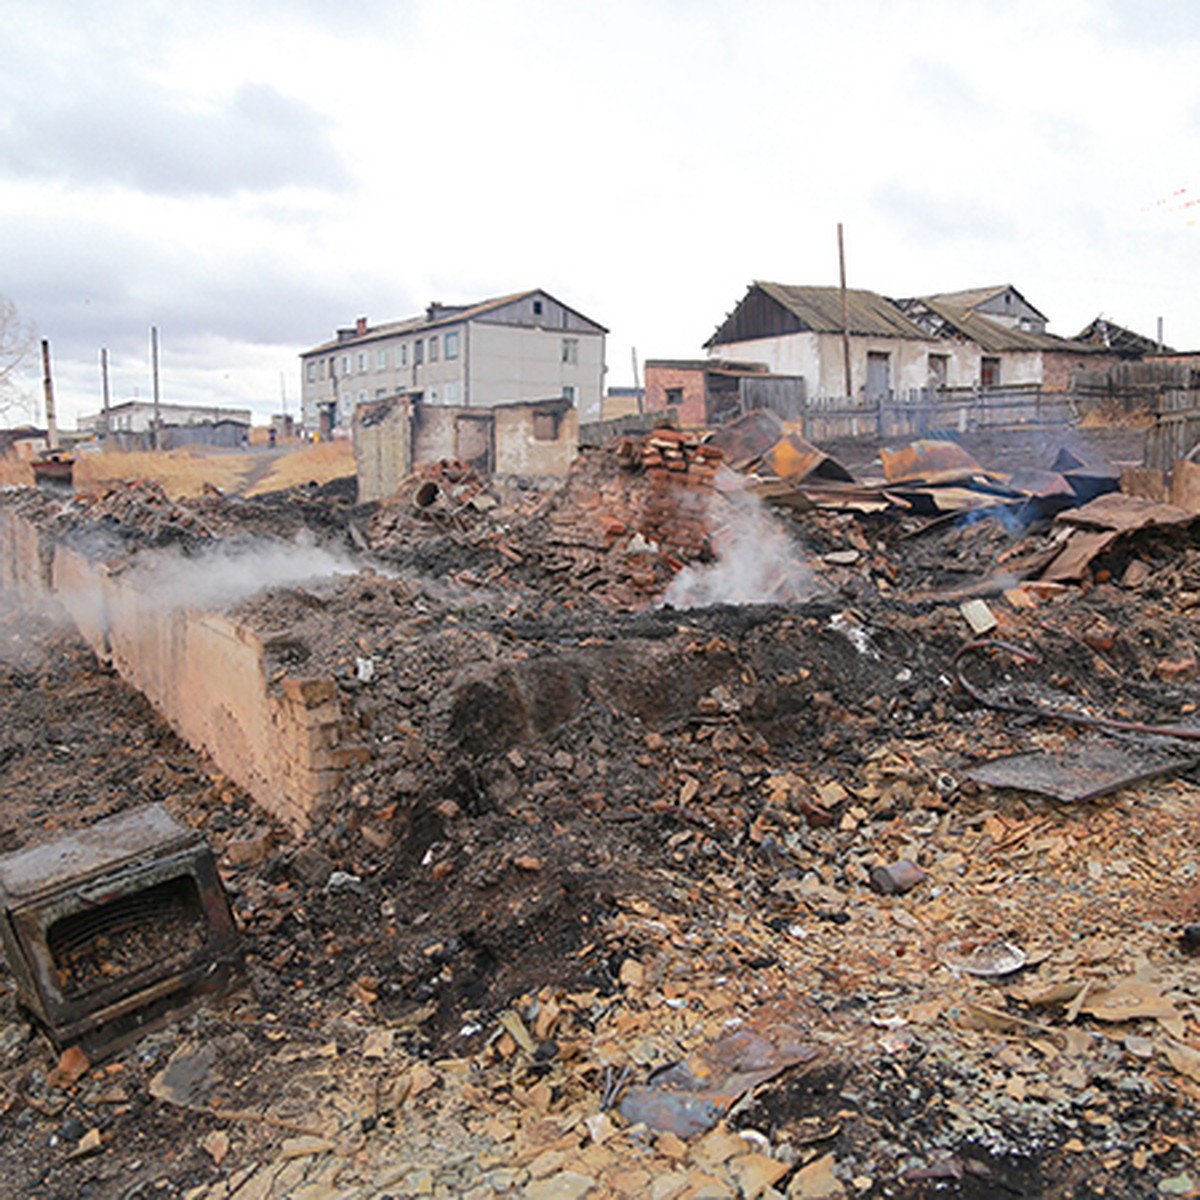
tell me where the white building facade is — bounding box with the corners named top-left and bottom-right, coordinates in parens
top-left (299, 290), bottom-right (606, 435)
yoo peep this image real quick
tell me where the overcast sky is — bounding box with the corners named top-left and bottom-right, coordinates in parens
top-left (3, 0), bottom-right (1199, 428)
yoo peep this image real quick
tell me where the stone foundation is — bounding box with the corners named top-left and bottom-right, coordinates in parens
top-left (0, 509), bottom-right (357, 833)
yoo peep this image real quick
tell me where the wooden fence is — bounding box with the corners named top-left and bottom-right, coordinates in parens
top-left (795, 385), bottom-right (1079, 443)
top-left (582, 374), bottom-right (1200, 470)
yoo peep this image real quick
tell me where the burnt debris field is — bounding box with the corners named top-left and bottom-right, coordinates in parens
top-left (3, 421), bottom-right (1200, 1200)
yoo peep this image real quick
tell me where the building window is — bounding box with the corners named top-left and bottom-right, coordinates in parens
top-left (562, 384), bottom-right (577, 404)
top-left (358, 390), bottom-right (367, 406)
top-left (306, 361), bottom-right (315, 382)
top-left (665, 387), bottom-right (683, 407)
top-left (927, 354), bottom-right (949, 387)
top-left (397, 343), bottom-right (408, 367)
top-left (357, 351), bottom-right (367, 373)
top-left (414, 339), bottom-right (424, 365)
top-left (533, 299), bottom-right (543, 316)
top-left (444, 380), bottom-right (460, 403)
top-left (320, 359), bottom-right (327, 379)
top-left (444, 330), bottom-right (459, 359)
top-left (562, 338), bottom-right (579, 365)
top-left (981, 356), bottom-right (1001, 387)
top-left (430, 335), bottom-right (439, 362)
top-left (341, 354), bottom-right (351, 377)
top-left (429, 386), bottom-right (439, 403)
top-left (377, 348), bottom-right (388, 369)
top-left (533, 411), bottom-right (560, 441)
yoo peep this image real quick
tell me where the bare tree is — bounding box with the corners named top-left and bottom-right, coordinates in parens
top-left (0, 296), bottom-right (36, 425)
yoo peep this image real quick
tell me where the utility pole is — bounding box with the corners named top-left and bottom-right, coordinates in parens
top-left (100, 347), bottom-right (111, 438)
top-left (41, 339), bottom-right (59, 451)
top-left (150, 325), bottom-right (161, 451)
top-left (838, 223), bottom-right (852, 398)
top-left (631, 347), bottom-right (642, 413)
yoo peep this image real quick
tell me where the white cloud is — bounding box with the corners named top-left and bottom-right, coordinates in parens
top-left (4, 0), bottom-right (1200, 428)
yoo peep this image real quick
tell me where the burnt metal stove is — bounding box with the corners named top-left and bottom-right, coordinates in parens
top-left (0, 804), bottom-right (240, 1057)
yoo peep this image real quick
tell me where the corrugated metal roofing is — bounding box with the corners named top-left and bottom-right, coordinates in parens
top-left (1074, 316), bottom-right (1171, 356)
top-left (923, 284), bottom-right (1048, 322)
top-left (756, 282), bottom-right (931, 339)
top-left (915, 298), bottom-right (1106, 355)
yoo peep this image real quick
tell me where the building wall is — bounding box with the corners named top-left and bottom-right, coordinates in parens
top-left (355, 398), bottom-right (577, 499)
top-left (477, 293), bottom-right (601, 333)
top-left (303, 315), bottom-right (605, 427)
top-left (973, 290), bottom-right (1046, 333)
top-left (644, 364), bottom-right (709, 427)
top-left (493, 405), bottom-right (578, 476)
top-left (711, 333), bottom-right (970, 396)
top-left (602, 394), bottom-right (643, 421)
top-left (468, 323), bottom-right (604, 419)
top-left (82, 403), bottom-right (253, 435)
top-left (985, 349), bottom-right (1042, 387)
top-left (410, 406), bottom-right (461, 465)
top-left (1043, 349), bottom-right (1120, 392)
top-left (354, 398), bottom-right (412, 503)
top-left (704, 332), bottom-right (1093, 396)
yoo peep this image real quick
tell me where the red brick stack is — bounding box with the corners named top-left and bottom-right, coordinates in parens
top-left (638, 428), bottom-right (722, 561)
top-left (519, 431), bottom-right (723, 605)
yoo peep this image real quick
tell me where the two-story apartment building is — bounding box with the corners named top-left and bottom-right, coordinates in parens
top-left (300, 289), bottom-right (606, 435)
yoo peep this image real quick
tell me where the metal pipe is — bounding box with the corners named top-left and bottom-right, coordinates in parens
top-left (41, 339), bottom-right (59, 451)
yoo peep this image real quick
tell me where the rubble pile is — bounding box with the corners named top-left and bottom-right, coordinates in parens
top-left (4, 425), bottom-right (1200, 1198)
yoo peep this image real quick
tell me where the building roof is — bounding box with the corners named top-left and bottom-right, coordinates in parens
top-left (922, 284), bottom-right (1049, 322)
top-left (645, 358), bottom-right (771, 373)
top-left (0, 426), bottom-right (46, 452)
top-left (1074, 316), bottom-right (1171, 358)
top-left (901, 297), bottom-right (1107, 355)
top-left (758, 281), bottom-right (929, 338)
top-left (706, 282), bottom-right (930, 348)
top-left (303, 289), bottom-right (607, 355)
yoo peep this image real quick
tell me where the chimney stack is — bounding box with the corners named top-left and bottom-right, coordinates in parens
top-left (356, 316), bottom-right (368, 337)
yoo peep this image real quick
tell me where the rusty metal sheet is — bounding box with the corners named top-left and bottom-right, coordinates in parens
top-left (762, 433), bottom-right (854, 485)
top-left (0, 805), bottom-right (194, 901)
top-left (707, 410), bottom-right (785, 468)
top-left (967, 742), bottom-right (1196, 802)
top-left (879, 439), bottom-right (984, 484)
top-left (1057, 492), bottom-right (1195, 533)
top-left (1007, 469), bottom-right (1074, 499)
top-left (1051, 447), bottom-right (1120, 502)
top-left (1040, 529), bottom-right (1120, 581)
top-left (884, 486), bottom-right (1014, 517)
top-left (755, 480), bottom-right (897, 513)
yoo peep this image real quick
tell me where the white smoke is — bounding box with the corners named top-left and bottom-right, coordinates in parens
top-left (660, 492), bottom-right (815, 609)
top-left (121, 534), bottom-right (365, 610)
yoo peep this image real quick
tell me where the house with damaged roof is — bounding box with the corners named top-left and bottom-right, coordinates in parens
top-left (1073, 315), bottom-right (1171, 359)
top-left (700, 282), bottom-right (948, 402)
top-left (691, 281), bottom-right (1116, 414)
top-left (893, 285), bottom-right (1118, 391)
